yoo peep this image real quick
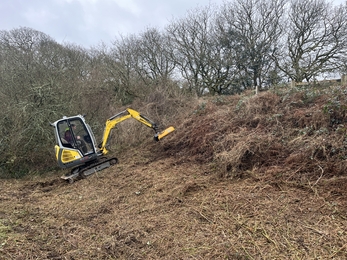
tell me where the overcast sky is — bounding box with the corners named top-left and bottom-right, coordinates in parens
top-left (1, 0), bottom-right (346, 48)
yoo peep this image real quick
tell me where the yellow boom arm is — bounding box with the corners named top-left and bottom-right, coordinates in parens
top-left (99, 108), bottom-right (174, 154)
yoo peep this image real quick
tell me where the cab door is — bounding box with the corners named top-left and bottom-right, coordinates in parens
top-left (54, 116), bottom-right (96, 168)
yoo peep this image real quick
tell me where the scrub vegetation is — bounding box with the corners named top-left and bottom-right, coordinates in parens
top-left (1, 0), bottom-right (347, 258)
top-left (1, 85), bottom-right (347, 259)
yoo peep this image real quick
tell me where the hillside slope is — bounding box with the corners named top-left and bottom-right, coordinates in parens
top-left (1, 86), bottom-right (347, 259)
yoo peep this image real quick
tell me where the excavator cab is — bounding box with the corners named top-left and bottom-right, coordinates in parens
top-left (52, 115), bottom-right (99, 169)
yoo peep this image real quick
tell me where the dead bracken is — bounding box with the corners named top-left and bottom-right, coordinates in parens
top-left (1, 85), bottom-right (347, 259)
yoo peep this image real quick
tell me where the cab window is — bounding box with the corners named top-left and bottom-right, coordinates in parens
top-left (57, 118), bottom-right (94, 155)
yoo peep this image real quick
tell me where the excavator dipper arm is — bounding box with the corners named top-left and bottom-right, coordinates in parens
top-left (99, 108), bottom-right (174, 155)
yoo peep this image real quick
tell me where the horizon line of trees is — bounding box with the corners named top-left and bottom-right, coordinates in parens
top-left (0, 0), bottom-right (347, 176)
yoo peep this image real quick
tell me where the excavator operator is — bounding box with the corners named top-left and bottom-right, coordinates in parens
top-left (64, 124), bottom-right (76, 144)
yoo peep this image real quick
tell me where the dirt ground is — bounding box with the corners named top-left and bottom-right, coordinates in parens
top-left (1, 86), bottom-right (347, 259)
top-left (1, 150), bottom-right (347, 259)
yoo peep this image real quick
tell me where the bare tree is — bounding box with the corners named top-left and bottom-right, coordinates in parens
top-left (0, 27), bottom-right (61, 174)
top-left (107, 29), bottom-right (179, 104)
top-left (275, 0), bottom-right (347, 82)
top-left (196, 17), bottom-right (238, 95)
top-left (166, 5), bottom-right (219, 96)
top-left (106, 34), bottom-right (143, 104)
top-left (0, 27), bottom-right (102, 176)
top-left (218, 0), bottom-right (285, 93)
top-left (137, 28), bottom-right (176, 85)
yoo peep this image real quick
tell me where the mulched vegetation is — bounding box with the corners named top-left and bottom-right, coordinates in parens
top-left (1, 85), bottom-right (347, 259)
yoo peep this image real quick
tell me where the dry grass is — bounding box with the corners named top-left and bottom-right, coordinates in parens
top-left (1, 85), bottom-right (347, 259)
top-left (1, 154), bottom-right (346, 259)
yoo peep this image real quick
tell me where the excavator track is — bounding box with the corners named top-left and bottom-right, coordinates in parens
top-left (61, 156), bottom-right (118, 183)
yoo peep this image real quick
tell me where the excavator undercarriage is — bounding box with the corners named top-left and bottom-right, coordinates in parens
top-left (61, 156), bottom-right (118, 183)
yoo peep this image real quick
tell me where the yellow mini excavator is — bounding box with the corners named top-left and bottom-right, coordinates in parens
top-left (51, 108), bottom-right (175, 183)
